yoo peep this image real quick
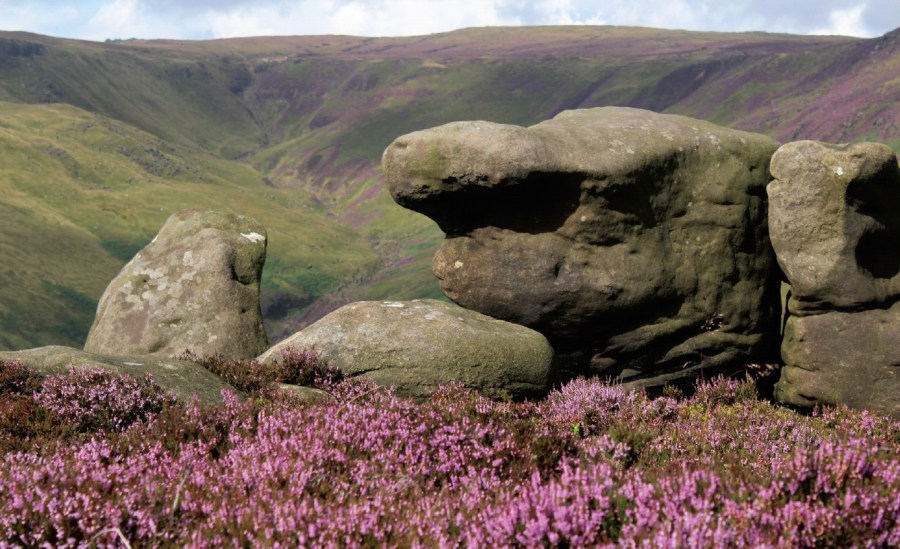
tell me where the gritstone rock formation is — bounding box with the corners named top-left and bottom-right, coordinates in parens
top-left (84, 209), bottom-right (269, 359)
top-left (383, 107), bottom-right (782, 387)
top-left (769, 141), bottom-right (900, 418)
top-left (258, 299), bottom-right (555, 399)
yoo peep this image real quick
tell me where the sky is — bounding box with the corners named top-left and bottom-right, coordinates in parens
top-left (1, 0), bottom-right (899, 42)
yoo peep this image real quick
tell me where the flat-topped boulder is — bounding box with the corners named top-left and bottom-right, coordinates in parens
top-left (0, 345), bottom-right (237, 404)
top-left (383, 107), bottom-right (781, 386)
top-left (259, 299), bottom-right (555, 400)
top-left (84, 209), bottom-right (269, 359)
top-left (769, 141), bottom-right (900, 418)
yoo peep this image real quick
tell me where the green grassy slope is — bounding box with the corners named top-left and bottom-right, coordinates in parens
top-left (0, 27), bottom-right (896, 349)
top-left (0, 102), bottom-right (380, 348)
top-left (0, 32), bottom-right (263, 157)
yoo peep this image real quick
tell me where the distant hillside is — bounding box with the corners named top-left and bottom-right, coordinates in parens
top-left (0, 26), bottom-right (897, 349)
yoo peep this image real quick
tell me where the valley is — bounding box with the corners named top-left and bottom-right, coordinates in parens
top-left (0, 25), bottom-right (897, 349)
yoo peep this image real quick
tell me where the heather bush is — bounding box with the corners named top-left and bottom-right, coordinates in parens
top-left (1, 373), bottom-right (898, 547)
top-left (0, 360), bottom-right (42, 395)
top-left (0, 393), bottom-right (73, 455)
top-left (0, 360), bottom-right (67, 453)
top-left (35, 367), bottom-right (178, 433)
top-left (0, 362), bottom-right (179, 454)
top-left (181, 347), bottom-right (343, 395)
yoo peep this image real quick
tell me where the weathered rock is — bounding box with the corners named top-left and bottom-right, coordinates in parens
top-left (775, 304), bottom-right (900, 418)
top-left (768, 141), bottom-right (900, 314)
top-left (258, 299), bottom-right (555, 399)
top-left (0, 345), bottom-right (237, 404)
top-left (84, 209), bottom-right (269, 359)
top-left (383, 107), bottom-right (781, 386)
top-left (769, 141), bottom-right (900, 418)
top-left (277, 384), bottom-right (336, 403)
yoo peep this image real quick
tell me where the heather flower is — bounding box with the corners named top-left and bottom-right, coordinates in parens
top-left (34, 367), bottom-right (177, 433)
top-left (0, 360), bottom-right (42, 395)
top-left (180, 347), bottom-right (343, 395)
top-left (0, 375), bottom-right (897, 546)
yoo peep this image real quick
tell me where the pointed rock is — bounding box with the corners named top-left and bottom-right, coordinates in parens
top-left (84, 209), bottom-right (269, 359)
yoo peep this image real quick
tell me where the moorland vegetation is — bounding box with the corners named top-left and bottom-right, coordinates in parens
top-left (1, 355), bottom-right (898, 546)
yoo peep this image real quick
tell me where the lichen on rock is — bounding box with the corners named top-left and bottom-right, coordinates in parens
top-left (84, 209), bottom-right (269, 359)
top-left (259, 299), bottom-right (555, 400)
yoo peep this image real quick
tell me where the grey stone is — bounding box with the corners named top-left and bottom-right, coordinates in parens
top-left (0, 345), bottom-right (237, 404)
top-left (259, 299), bottom-right (555, 399)
top-left (84, 209), bottom-right (269, 359)
top-left (769, 141), bottom-right (900, 417)
top-left (775, 304), bottom-right (900, 418)
top-left (768, 141), bottom-right (900, 315)
top-left (277, 384), bottom-right (336, 403)
top-left (383, 107), bottom-right (781, 386)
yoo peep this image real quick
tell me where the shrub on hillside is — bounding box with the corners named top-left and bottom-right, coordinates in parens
top-left (0, 359), bottom-right (42, 395)
top-left (34, 367), bottom-right (178, 433)
top-left (0, 361), bottom-right (177, 453)
top-left (180, 347), bottom-right (344, 394)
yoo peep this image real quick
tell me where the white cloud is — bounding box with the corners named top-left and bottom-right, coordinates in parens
top-left (1, 0), bottom-right (897, 41)
top-left (810, 5), bottom-right (872, 36)
top-left (203, 0), bottom-right (514, 38)
top-left (0, 1), bottom-right (81, 36)
top-left (89, 0), bottom-right (140, 29)
top-left (79, 0), bottom-right (194, 40)
top-left (528, 0), bottom-right (606, 26)
top-left (203, 3), bottom-right (314, 38)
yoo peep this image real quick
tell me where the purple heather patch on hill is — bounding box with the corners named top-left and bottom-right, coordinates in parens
top-left (0, 365), bottom-right (898, 547)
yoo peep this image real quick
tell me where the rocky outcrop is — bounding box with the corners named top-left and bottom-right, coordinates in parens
top-left (0, 345), bottom-right (237, 404)
top-left (259, 299), bottom-right (555, 399)
top-left (383, 107), bottom-right (781, 387)
top-left (84, 210), bottom-right (269, 359)
top-left (769, 141), bottom-right (900, 418)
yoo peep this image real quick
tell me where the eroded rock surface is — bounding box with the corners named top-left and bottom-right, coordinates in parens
top-left (768, 141), bottom-right (900, 314)
top-left (0, 345), bottom-right (237, 404)
top-left (84, 209), bottom-right (269, 359)
top-left (775, 304), bottom-right (900, 418)
top-left (258, 299), bottom-right (555, 399)
top-left (383, 107), bottom-right (781, 386)
top-left (769, 141), bottom-right (900, 417)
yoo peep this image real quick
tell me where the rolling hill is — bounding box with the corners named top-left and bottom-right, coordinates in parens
top-left (0, 25), bottom-right (897, 350)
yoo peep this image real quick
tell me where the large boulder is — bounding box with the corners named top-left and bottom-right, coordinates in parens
top-left (383, 107), bottom-right (781, 386)
top-left (775, 304), bottom-right (900, 418)
top-left (258, 299), bottom-right (555, 399)
top-left (84, 210), bottom-right (269, 359)
top-left (769, 141), bottom-right (900, 418)
top-left (0, 346), bottom-right (237, 404)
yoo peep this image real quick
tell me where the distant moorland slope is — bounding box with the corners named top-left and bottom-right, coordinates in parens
top-left (0, 26), bottom-right (897, 349)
